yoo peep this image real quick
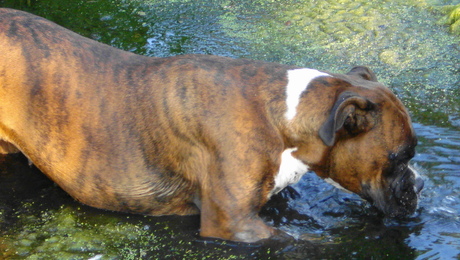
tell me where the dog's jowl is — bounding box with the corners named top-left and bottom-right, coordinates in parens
top-left (0, 8), bottom-right (423, 242)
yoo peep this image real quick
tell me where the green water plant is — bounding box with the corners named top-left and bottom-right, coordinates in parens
top-left (448, 5), bottom-right (460, 34)
top-left (439, 4), bottom-right (460, 35)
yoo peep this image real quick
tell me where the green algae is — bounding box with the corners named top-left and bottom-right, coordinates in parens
top-left (0, 0), bottom-right (459, 259)
top-left (446, 4), bottom-right (460, 34)
top-left (218, 0), bottom-right (460, 127)
top-left (1, 201), bottom-right (276, 259)
top-left (3, 205), bottom-right (156, 259)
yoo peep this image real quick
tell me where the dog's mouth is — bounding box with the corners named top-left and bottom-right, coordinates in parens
top-left (361, 166), bottom-right (424, 218)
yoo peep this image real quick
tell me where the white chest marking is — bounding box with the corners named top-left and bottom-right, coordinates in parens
top-left (270, 148), bottom-right (309, 198)
top-left (285, 68), bottom-right (330, 121)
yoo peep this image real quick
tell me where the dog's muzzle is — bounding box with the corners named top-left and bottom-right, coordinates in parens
top-left (362, 165), bottom-right (424, 217)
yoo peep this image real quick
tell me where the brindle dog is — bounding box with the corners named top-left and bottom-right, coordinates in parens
top-left (0, 9), bottom-right (423, 242)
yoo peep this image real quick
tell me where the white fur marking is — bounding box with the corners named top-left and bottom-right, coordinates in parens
top-left (324, 178), bottom-right (352, 193)
top-left (285, 68), bottom-right (330, 120)
top-left (410, 165), bottom-right (423, 193)
top-left (270, 148), bottom-right (309, 197)
top-left (410, 165), bottom-right (420, 179)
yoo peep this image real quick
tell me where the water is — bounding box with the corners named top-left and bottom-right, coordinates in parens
top-left (0, 0), bottom-right (459, 259)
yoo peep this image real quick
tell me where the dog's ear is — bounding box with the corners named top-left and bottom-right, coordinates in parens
top-left (319, 91), bottom-right (377, 146)
top-left (346, 66), bottom-right (378, 82)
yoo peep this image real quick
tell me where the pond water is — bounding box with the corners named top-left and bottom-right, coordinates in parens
top-left (0, 0), bottom-right (459, 259)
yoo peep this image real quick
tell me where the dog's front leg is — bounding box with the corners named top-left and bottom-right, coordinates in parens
top-left (198, 150), bottom-right (279, 242)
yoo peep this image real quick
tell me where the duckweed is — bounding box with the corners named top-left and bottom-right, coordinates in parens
top-left (2, 201), bottom-right (272, 259)
top-left (447, 5), bottom-right (460, 33)
top-left (219, 0), bottom-right (459, 126)
top-left (4, 206), bottom-right (152, 258)
top-left (0, 0), bottom-right (458, 259)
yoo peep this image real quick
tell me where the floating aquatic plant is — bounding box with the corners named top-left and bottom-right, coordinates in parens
top-left (439, 4), bottom-right (460, 35)
top-left (447, 5), bottom-right (460, 34)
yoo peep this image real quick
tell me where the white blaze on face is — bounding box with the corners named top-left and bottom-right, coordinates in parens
top-left (270, 148), bottom-right (309, 198)
top-left (285, 68), bottom-right (330, 121)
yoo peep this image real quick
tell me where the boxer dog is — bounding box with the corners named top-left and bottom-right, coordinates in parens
top-left (0, 8), bottom-right (423, 242)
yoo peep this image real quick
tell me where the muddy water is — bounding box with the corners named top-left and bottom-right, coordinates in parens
top-left (0, 0), bottom-right (459, 259)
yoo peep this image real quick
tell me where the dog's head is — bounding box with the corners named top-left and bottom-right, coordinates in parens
top-left (292, 66), bottom-right (423, 217)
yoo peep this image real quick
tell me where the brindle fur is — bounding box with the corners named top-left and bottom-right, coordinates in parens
top-left (0, 8), bottom-right (421, 242)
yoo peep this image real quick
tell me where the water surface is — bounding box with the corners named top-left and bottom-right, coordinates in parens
top-left (0, 0), bottom-right (459, 259)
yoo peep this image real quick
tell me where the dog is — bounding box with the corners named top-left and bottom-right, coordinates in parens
top-left (0, 8), bottom-right (423, 242)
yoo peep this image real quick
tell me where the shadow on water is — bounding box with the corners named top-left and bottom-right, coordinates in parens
top-left (0, 0), bottom-right (459, 259)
